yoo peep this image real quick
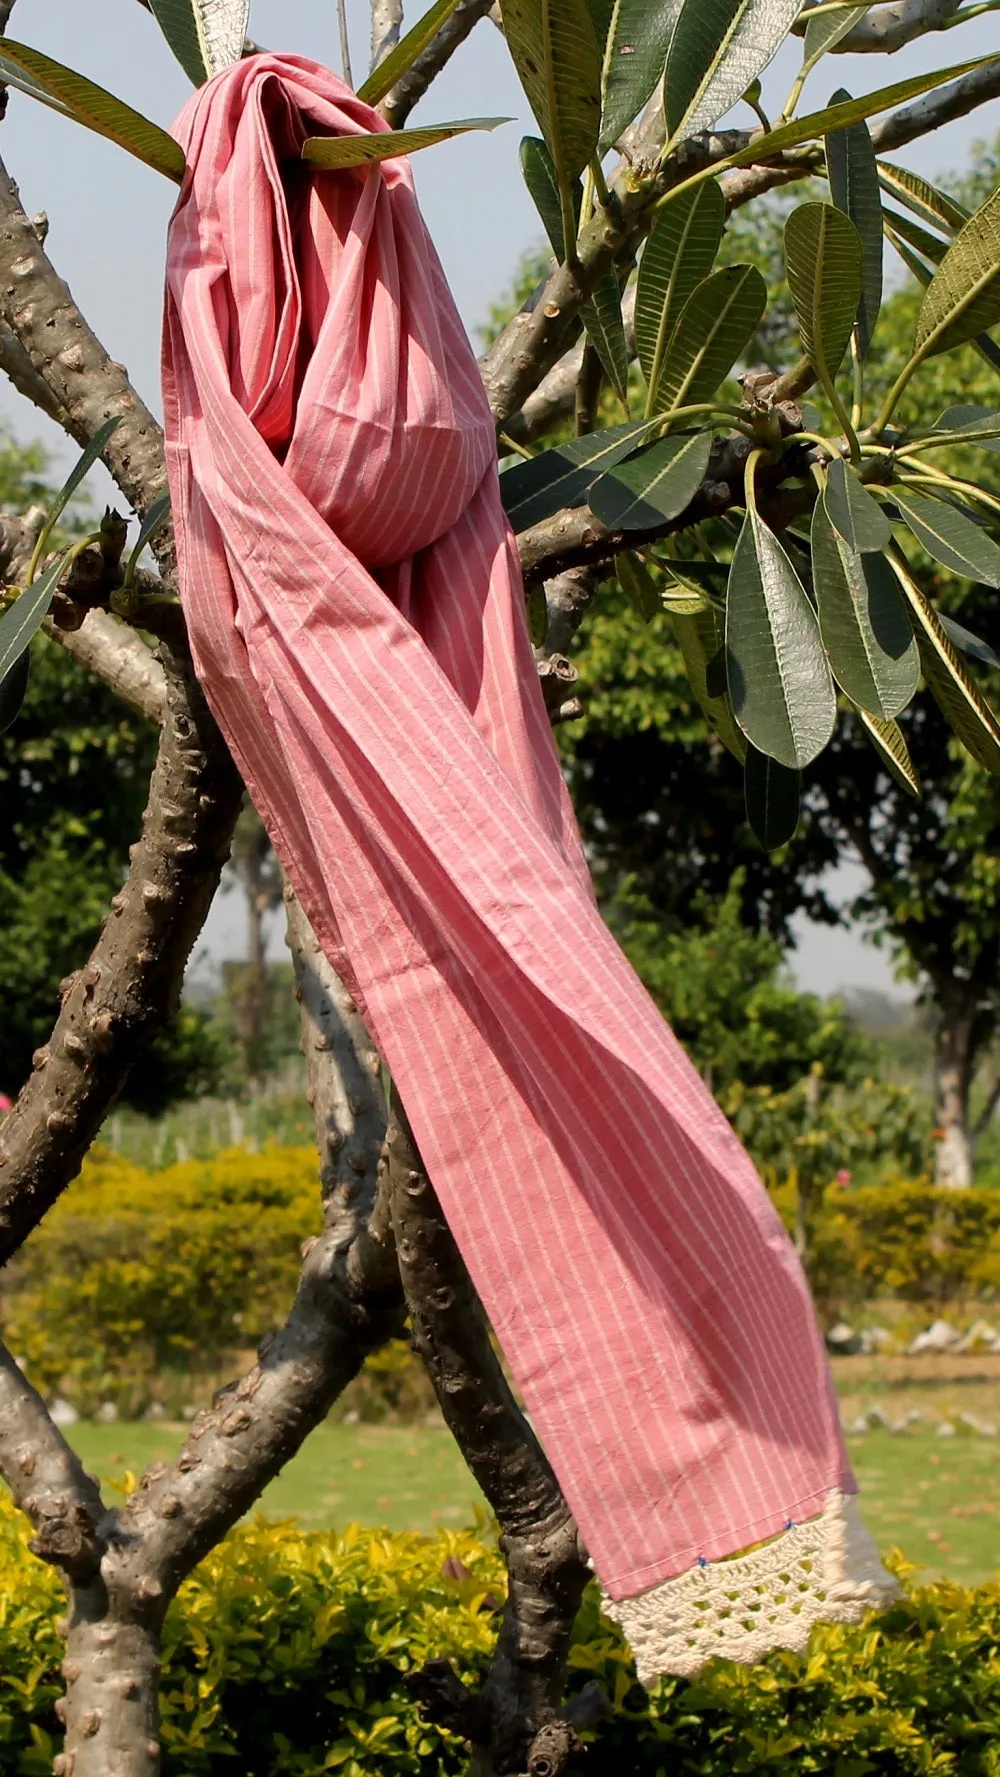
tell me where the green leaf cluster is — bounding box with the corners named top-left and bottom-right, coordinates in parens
top-left (808, 1175), bottom-right (1000, 1312)
top-left (3, 1486), bottom-right (1000, 1775)
top-left (0, 1145), bottom-right (320, 1419)
top-left (608, 871), bottom-right (882, 1098)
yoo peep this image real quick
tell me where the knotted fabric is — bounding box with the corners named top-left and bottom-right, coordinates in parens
top-left (162, 54), bottom-right (896, 1679)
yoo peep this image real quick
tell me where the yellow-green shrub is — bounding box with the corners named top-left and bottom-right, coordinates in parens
top-left (1, 1147), bottom-right (320, 1416)
top-left (1, 1491), bottom-right (1000, 1775)
top-left (808, 1177), bottom-right (1000, 1311)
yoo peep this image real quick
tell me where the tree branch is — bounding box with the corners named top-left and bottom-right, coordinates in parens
top-left (506, 290), bottom-right (636, 448)
top-left (0, 153), bottom-right (167, 516)
top-left (972, 1071), bottom-right (1000, 1139)
top-left (114, 1164), bottom-right (401, 1593)
top-left (0, 640), bottom-right (243, 1264)
top-left (49, 1183), bottom-right (401, 1777)
top-left (0, 1342), bottom-right (106, 1584)
top-left (379, 0), bottom-right (496, 128)
top-left (114, 892), bottom-right (397, 1583)
top-left (388, 1102), bottom-right (589, 1776)
top-left (479, 131), bottom-right (751, 428)
top-left (868, 54), bottom-right (1000, 151)
top-left (284, 887), bottom-right (390, 1234)
top-left (46, 610), bottom-right (168, 727)
top-left (38, 892), bottom-right (401, 1777)
top-left (832, 0), bottom-right (964, 51)
top-left (0, 319), bottom-right (71, 424)
top-left (370, 0), bottom-right (403, 73)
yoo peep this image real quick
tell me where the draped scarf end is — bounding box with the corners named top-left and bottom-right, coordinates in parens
top-left (600, 1493), bottom-right (900, 1683)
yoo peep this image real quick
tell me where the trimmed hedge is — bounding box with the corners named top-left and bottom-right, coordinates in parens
top-left (809, 1177), bottom-right (1000, 1312)
top-left (0, 1147), bottom-right (319, 1417)
top-left (2, 1492), bottom-right (1000, 1775)
top-left (9, 1148), bottom-right (1000, 1419)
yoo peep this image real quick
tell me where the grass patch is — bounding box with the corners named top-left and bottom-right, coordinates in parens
top-left (849, 1429), bottom-right (1000, 1585)
top-left (66, 1419), bottom-right (487, 1536)
top-left (63, 1408), bottom-right (1000, 1588)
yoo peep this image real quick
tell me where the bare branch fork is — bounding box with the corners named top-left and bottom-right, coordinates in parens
top-left (0, 879), bottom-right (401, 1776)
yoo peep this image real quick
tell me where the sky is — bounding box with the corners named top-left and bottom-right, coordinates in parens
top-left (4, 0), bottom-right (998, 997)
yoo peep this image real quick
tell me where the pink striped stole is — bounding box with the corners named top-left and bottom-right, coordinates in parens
top-left (162, 55), bottom-right (895, 1679)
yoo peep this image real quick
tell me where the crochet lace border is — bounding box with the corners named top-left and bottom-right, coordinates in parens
top-left (601, 1491), bottom-right (900, 1684)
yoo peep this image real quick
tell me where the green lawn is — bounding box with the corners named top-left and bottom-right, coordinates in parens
top-left (62, 1415), bottom-right (1000, 1587)
top-left (67, 1419), bottom-right (487, 1536)
top-left (848, 1430), bottom-right (1000, 1586)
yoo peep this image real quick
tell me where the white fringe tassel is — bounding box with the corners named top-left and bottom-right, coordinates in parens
top-left (601, 1492), bottom-right (900, 1684)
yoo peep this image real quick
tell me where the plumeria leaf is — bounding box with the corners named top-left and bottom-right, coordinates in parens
top-left (0, 551), bottom-right (72, 692)
top-left (785, 200), bottom-right (863, 381)
top-left (0, 647), bottom-right (30, 736)
top-left (664, 0), bottom-right (807, 151)
top-left (658, 556), bottom-right (729, 603)
top-left (744, 743), bottom-right (800, 849)
top-left (500, 421), bottom-right (655, 530)
top-left (0, 51), bottom-right (73, 118)
top-left (854, 704), bottom-right (921, 798)
top-left (34, 419), bottom-right (122, 565)
top-left (824, 458), bottom-right (890, 553)
top-left (938, 611), bottom-right (1000, 670)
top-left (589, 431), bottom-right (713, 530)
top-left (891, 487), bottom-right (1000, 588)
top-left (914, 184), bottom-right (1000, 362)
top-left (887, 206), bottom-right (948, 266)
top-left (617, 551), bottom-right (661, 622)
top-left (636, 181), bottom-right (726, 414)
top-left (876, 161), bottom-right (968, 237)
top-left (826, 93), bottom-right (882, 357)
top-left (916, 406), bottom-right (1000, 449)
top-left (671, 601), bottom-right (747, 761)
top-left (885, 225), bottom-right (1000, 382)
top-left (654, 264), bottom-right (767, 414)
top-left (527, 584), bottom-right (549, 645)
top-left (725, 56), bottom-right (993, 167)
top-left (501, 0), bottom-right (602, 182)
top-left (519, 137), bottom-right (629, 395)
top-left (599, 0), bottom-right (684, 151)
top-left (890, 551), bottom-right (1000, 773)
top-left (726, 503), bottom-right (837, 768)
top-left (811, 503), bottom-right (918, 718)
top-left (801, 0), bottom-right (873, 74)
top-left (303, 119), bottom-right (509, 167)
top-left (125, 492), bottom-right (172, 585)
top-left (147, 0), bottom-right (249, 84)
top-left (0, 41), bottom-right (186, 181)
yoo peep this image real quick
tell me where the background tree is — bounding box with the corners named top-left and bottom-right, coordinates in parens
top-left (552, 142), bottom-right (1000, 1187)
top-left (221, 803), bottom-right (284, 1087)
top-left (0, 5), bottom-right (998, 1777)
top-left (807, 190), bottom-right (1000, 1187)
top-left (0, 445), bottom-right (221, 1115)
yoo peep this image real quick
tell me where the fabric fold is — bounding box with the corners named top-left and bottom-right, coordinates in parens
top-left (162, 52), bottom-right (896, 1675)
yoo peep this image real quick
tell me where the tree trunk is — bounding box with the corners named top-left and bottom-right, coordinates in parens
top-left (239, 826), bottom-right (270, 1086)
top-left (59, 1580), bottom-right (164, 1777)
top-left (228, 813), bottom-right (277, 1086)
top-left (934, 1001), bottom-right (977, 1188)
